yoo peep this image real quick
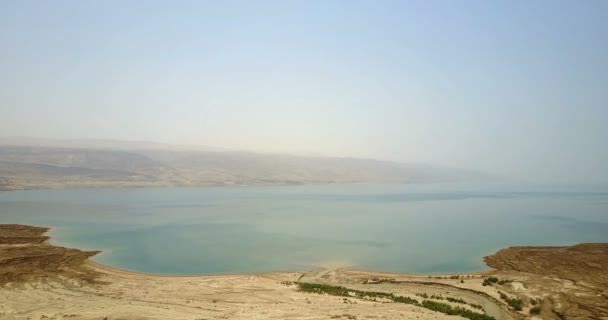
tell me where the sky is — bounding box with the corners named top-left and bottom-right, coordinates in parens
top-left (1, 0), bottom-right (607, 183)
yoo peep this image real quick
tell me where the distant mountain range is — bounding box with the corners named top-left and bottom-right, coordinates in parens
top-left (0, 137), bottom-right (486, 191)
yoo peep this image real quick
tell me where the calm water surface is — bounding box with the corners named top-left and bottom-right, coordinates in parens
top-left (1, 183), bottom-right (607, 275)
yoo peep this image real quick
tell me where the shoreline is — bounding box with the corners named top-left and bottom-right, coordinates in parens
top-left (84, 259), bottom-right (308, 279)
top-left (2, 223), bottom-right (608, 319)
top-left (0, 180), bottom-right (389, 194)
top-left (44, 223), bottom-right (491, 280)
top-left (2, 223), bottom-right (584, 279)
top-left (49, 224), bottom-right (494, 278)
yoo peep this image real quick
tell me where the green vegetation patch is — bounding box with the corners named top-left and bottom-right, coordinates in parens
top-left (421, 300), bottom-right (495, 320)
top-left (482, 276), bottom-right (499, 286)
top-left (498, 291), bottom-right (523, 311)
top-left (483, 276), bottom-right (513, 286)
top-left (529, 305), bottom-right (541, 315)
top-left (297, 282), bottom-right (496, 320)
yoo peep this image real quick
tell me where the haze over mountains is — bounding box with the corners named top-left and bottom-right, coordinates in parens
top-left (0, 137), bottom-right (483, 191)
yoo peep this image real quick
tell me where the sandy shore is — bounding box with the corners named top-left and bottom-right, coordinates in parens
top-left (1, 225), bottom-right (606, 320)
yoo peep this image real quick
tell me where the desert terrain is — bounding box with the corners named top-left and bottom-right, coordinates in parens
top-left (0, 224), bottom-right (606, 320)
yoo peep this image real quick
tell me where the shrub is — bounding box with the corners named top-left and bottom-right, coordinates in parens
top-left (529, 306), bottom-right (541, 315)
top-left (498, 291), bottom-right (523, 311)
top-left (507, 298), bottom-right (523, 311)
top-left (446, 296), bottom-right (468, 304)
top-left (483, 276), bottom-right (499, 286)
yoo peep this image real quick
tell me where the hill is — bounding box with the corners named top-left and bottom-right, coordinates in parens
top-left (0, 138), bottom-right (481, 190)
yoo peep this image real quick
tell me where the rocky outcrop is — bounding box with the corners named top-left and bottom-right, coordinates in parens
top-left (484, 244), bottom-right (608, 320)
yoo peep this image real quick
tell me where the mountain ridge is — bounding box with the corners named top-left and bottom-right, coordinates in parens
top-left (0, 137), bottom-right (487, 190)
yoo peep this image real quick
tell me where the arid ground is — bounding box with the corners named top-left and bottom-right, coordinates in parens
top-left (0, 224), bottom-right (606, 320)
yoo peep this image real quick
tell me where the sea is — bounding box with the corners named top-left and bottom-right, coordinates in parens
top-left (1, 183), bottom-right (607, 275)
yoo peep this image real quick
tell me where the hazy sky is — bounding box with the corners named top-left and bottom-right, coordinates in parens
top-left (1, 0), bottom-right (607, 183)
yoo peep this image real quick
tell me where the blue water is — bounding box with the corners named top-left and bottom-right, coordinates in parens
top-left (1, 183), bottom-right (607, 275)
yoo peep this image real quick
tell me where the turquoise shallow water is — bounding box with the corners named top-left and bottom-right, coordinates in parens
top-left (1, 183), bottom-right (607, 275)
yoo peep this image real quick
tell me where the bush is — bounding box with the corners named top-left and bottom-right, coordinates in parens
top-left (498, 291), bottom-right (523, 311)
top-left (530, 306), bottom-right (541, 315)
top-left (483, 276), bottom-right (499, 286)
top-left (508, 298), bottom-right (523, 311)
